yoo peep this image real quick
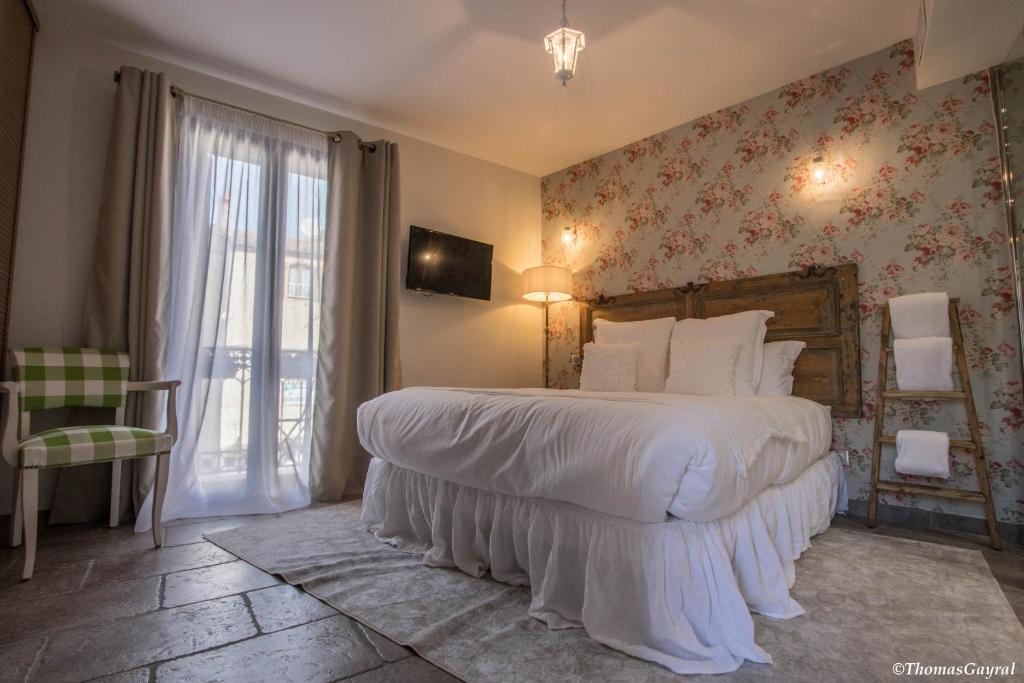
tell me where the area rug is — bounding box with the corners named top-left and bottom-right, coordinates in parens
top-left (206, 502), bottom-right (1024, 681)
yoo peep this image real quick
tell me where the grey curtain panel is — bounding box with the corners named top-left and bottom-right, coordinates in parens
top-left (51, 66), bottom-right (176, 524)
top-left (310, 134), bottom-right (402, 501)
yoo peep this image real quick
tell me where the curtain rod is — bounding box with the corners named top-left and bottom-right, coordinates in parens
top-left (113, 70), bottom-right (377, 152)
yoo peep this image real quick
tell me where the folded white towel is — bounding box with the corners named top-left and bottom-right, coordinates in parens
top-left (894, 337), bottom-right (954, 391)
top-left (889, 292), bottom-right (950, 339)
top-left (895, 430), bottom-right (950, 478)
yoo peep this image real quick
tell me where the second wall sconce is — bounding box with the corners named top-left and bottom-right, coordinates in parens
top-left (811, 156), bottom-right (827, 185)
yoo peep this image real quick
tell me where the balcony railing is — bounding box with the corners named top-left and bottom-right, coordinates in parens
top-left (195, 346), bottom-right (316, 478)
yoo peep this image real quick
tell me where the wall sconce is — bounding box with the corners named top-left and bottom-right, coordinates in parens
top-left (811, 156), bottom-right (827, 185)
top-left (561, 226), bottom-right (578, 246)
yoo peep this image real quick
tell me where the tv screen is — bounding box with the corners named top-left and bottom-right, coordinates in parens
top-left (406, 225), bottom-right (493, 301)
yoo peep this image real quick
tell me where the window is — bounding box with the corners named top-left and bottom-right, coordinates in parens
top-left (163, 95), bottom-right (328, 518)
top-left (287, 264), bottom-right (311, 298)
top-left (280, 379), bottom-right (307, 420)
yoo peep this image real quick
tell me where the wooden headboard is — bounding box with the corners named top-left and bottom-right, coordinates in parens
top-left (578, 263), bottom-right (862, 417)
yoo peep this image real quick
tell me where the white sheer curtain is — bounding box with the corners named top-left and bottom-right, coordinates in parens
top-left (136, 96), bottom-right (327, 529)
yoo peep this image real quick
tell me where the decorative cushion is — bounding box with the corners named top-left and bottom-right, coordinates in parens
top-left (664, 339), bottom-right (740, 397)
top-left (19, 425), bottom-right (172, 469)
top-left (670, 311), bottom-right (773, 395)
top-left (10, 347), bottom-right (129, 412)
top-left (592, 317), bottom-right (676, 393)
top-left (579, 342), bottom-right (641, 392)
top-left (757, 341), bottom-right (807, 396)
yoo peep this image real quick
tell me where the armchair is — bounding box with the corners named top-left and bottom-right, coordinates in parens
top-left (1, 348), bottom-right (179, 579)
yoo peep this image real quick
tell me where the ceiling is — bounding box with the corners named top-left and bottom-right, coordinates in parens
top-left (36, 0), bottom-right (919, 176)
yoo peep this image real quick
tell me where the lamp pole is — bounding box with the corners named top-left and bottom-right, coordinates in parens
top-left (521, 265), bottom-right (572, 390)
top-left (542, 293), bottom-right (550, 388)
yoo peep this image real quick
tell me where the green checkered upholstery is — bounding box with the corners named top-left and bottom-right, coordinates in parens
top-left (10, 347), bottom-right (129, 412)
top-left (19, 425), bottom-right (172, 469)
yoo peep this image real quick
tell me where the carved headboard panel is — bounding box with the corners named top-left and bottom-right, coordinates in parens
top-left (578, 263), bottom-right (862, 417)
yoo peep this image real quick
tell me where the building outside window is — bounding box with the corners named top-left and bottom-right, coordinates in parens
top-left (287, 264), bottom-right (311, 298)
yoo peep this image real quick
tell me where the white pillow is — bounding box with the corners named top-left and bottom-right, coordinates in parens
top-left (664, 339), bottom-right (740, 396)
top-left (593, 317), bottom-right (676, 393)
top-left (670, 310), bottom-right (774, 395)
top-left (757, 341), bottom-right (806, 396)
top-left (579, 342), bottom-right (641, 392)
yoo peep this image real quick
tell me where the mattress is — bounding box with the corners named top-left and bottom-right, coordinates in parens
top-left (357, 387), bottom-right (831, 523)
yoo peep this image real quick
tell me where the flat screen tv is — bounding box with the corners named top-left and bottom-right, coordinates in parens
top-left (406, 225), bottom-right (493, 301)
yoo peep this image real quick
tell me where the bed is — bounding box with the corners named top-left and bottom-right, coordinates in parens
top-left (359, 264), bottom-right (861, 674)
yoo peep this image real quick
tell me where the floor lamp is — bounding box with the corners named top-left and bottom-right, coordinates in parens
top-left (522, 265), bottom-right (573, 388)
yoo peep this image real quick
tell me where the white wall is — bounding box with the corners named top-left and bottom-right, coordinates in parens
top-left (5, 28), bottom-right (543, 512)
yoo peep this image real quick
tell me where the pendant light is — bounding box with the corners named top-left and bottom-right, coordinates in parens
top-left (544, 0), bottom-right (585, 86)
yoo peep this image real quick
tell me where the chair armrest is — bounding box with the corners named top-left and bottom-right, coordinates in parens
top-left (126, 380), bottom-right (180, 446)
top-left (0, 381), bottom-right (19, 468)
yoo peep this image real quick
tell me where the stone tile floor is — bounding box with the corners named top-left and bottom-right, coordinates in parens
top-left (0, 511), bottom-right (457, 683)
top-left (0, 509), bottom-right (1019, 682)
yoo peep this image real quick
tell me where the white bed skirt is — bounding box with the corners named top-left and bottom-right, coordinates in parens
top-left (361, 453), bottom-right (844, 675)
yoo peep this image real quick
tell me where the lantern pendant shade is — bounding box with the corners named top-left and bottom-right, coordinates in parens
top-left (522, 265), bottom-right (572, 302)
top-left (544, 26), bottom-right (585, 86)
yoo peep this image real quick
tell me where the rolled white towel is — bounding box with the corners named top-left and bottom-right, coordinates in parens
top-left (889, 292), bottom-right (950, 339)
top-left (894, 337), bottom-right (954, 391)
top-left (895, 430), bottom-right (950, 479)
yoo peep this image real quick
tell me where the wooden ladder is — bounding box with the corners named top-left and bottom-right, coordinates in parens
top-left (868, 298), bottom-right (1002, 550)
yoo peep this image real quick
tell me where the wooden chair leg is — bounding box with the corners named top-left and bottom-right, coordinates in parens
top-left (9, 468), bottom-right (23, 547)
top-left (109, 460), bottom-right (122, 528)
top-left (152, 453), bottom-right (169, 548)
top-left (21, 468), bottom-right (38, 580)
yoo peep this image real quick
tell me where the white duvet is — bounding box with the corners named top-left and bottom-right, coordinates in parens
top-left (357, 387), bottom-right (832, 524)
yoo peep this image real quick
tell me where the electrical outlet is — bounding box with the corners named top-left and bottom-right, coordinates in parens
top-left (836, 449), bottom-right (850, 466)
top-left (569, 352), bottom-right (582, 368)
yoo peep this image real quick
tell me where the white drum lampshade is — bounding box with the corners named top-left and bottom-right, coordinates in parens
top-left (522, 266), bottom-right (572, 302)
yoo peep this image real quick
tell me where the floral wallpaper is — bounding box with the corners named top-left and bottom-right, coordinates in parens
top-left (541, 42), bottom-right (1023, 525)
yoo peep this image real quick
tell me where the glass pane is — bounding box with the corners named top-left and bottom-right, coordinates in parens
top-left (993, 63), bottom-right (1024, 368)
top-left (197, 154), bottom-right (261, 480)
top-left (278, 166), bottom-right (327, 475)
